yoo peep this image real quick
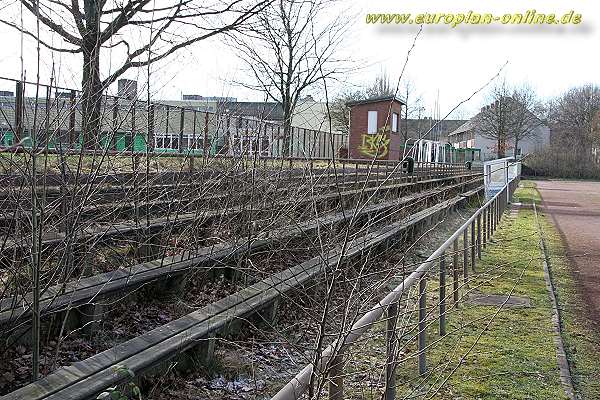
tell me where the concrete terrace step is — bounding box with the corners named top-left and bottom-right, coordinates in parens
top-left (0, 181), bottom-right (483, 329)
top-left (1, 194), bottom-right (472, 400)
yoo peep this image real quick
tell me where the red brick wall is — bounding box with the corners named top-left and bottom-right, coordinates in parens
top-left (349, 100), bottom-right (402, 160)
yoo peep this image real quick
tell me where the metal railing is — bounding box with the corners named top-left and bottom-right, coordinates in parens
top-left (0, 77), bottom-right (484, 168)
top-left (0, 76), bottom-right (347, 159)
top-left (272, 173), bottom-right (520, 400)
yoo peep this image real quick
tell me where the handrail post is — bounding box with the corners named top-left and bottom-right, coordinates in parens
top-left (482, 208), bottom-right (487, 249)
top-left (439, 253), bottom-right (446, 336)
top-left (463, 228), bottom-right (469, 284)
top-left (498, 195), bottom-right (501, 225)
top-left (498, 195), bottom-right (502, 226)
top-left (476, 213), bottom-right (482, 260)
top-left (494, 199), bottom-right (498, 232)
top-left (493, 199), bottom-right (497, 233)
top-left (470, 220), bottom-right (476, 272)
top-left (487, 203), bottom-right (491, 242)
top-left (453, 239), bottom-right (459, 307)
top-left (385, 302), bottom-right (399, 400)
top-left (489, 200), bottom-right (494, 235)
top-left (418, 276), bottom-right (427, 375)
top-left (329, 350), bottom-right (344, 400)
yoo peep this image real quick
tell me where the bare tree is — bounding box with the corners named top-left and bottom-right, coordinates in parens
top-left (474, 81), bottom-right (543, 159)
top-left (229, 0), bottom-right (351, 156)
top-left (365, 69), bottom-right (395, 98)
top-left (508, 84), bottom-right (544, 158)
top-left (548, 84), bottom-right (600, 160)
top-left (399, 79), bottom-right (424, 144)
top-left (1, 0), bottom-right (268, 148)
top-left (328, 90), bottom-right (363, 135)
top-left (474, 81), bottom-right (514, 158)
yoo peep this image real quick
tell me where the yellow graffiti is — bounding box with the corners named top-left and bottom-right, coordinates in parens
top-left (358, 133), bottom-right (390, 159)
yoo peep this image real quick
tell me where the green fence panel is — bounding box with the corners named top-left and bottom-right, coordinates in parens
top-left (133, 134), bottom-right (146, 152)
top-left (115, 134), bottom-right (126, 151)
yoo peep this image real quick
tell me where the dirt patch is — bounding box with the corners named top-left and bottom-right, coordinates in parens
top-left (535, 180), bottom-right (600, 332)
top-left (466, 292), bottom-right (532, 308)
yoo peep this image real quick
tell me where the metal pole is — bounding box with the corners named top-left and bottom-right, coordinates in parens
top-left (476, 214), bottom-right (482, 260)
top-left (498, 196), bottom-right (502, 226)
top-left (487, 203), bottom-right (491, 243)
top-left (15, 80), bottom-right (23, 142)
top-left (494, 197), bottom-right (502, 230)
top-left (463, 228), bottom-right (469, 284)
top-left (385, 302), bottom-right (399, 400)
top-left (453, 239), bottom-right (459, 307)
top-left (178, 108), bottom-right (184, 154)
top-left (418, 277), bottom-right (427, 375)
top-left (470, 220), bottom-right (476, 272)
top-left (68, 90), bottom-right (76, 147)
top-left (497, 197), bottom-right (500, 228)
top-left (494, 199), bottom-right (498, 232)
top-left (490, 199), bottom-right (495, 235)
top-left (482, 208), bottom-right (487, 249)
top-left (148, 104), bottom-right (155, 151)
top-left (439, 253), bottom-right (446, 336)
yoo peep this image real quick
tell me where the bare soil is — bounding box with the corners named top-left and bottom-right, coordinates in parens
top-left (535, 180), bottom-right (600, 330)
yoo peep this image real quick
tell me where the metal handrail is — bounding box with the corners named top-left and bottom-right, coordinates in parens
top-left (273, 174), bottom-right (519, 400)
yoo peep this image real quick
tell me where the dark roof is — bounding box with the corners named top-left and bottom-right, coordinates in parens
top-left (346, 95), bottom-right (406, 107)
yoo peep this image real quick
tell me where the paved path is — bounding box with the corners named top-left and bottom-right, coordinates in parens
top-left (535, 180), bottom-right (600, 327)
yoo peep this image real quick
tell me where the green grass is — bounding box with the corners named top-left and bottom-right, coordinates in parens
top-left (514, 180), bottom-right (542, 204)
top-left (341, 186), bottom-right (569, 399)
top-left (0, 152), bottom-right (345, 175)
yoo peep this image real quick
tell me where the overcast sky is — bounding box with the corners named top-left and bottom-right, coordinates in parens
top-left (0, 0), bottom-right (597, 118)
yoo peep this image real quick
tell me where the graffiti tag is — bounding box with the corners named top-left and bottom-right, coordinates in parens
top-left (358, 133), bottom-right (390, 159)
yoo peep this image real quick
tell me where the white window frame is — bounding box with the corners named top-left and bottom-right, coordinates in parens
top-left (392, 113), bottom-right (398, 133)
top-left (367, 111), bottom-right (378, 134)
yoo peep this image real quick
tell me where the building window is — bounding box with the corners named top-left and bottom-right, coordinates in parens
top-left (367, 111), bottom-right (378, 134)
top-left (392, 113), bottom-right (398, 133)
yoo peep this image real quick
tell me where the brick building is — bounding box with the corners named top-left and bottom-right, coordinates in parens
top-left (347, 96), bottom-right (405, 160)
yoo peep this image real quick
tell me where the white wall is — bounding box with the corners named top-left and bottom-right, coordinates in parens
top-left (475, 123), bottom-right (550, 161)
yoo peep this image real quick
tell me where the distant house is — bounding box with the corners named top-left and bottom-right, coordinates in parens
top-left (160, 99), bottom-right (284, 122)
top-left (291, 96), bottom-right (345, 134)
top-left (0, 77), bottom-right (343, 158)
top-left (447, 106), bottom-right (550, 161)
